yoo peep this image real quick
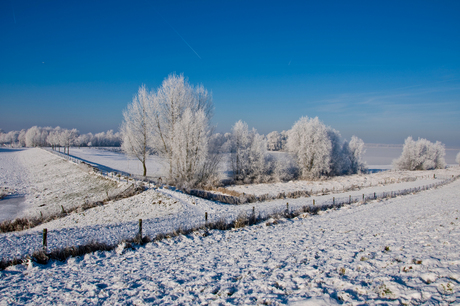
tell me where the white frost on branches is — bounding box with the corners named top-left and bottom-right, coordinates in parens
top-left (120, 85), bottom-right (155, 176)
top-left (150, 73), bottom-right (217, 186)
top-left (393, 137), bottom-right (446, 170)
top-left (286, 116), bottom-right (366, 179)
top-left (228, 121), bottom-right (270, 183)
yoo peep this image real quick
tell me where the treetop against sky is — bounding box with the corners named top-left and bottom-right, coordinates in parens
top-left (0, 0), bottom-right (459, 146)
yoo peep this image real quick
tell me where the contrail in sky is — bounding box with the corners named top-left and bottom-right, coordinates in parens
top-left (143, 0), bottom-right (202, 59)
top-left (11, 1), bottom-right (16, 24)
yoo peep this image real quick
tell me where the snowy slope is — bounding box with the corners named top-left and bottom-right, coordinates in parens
top-left (1, 178), bottom-right (460, 305)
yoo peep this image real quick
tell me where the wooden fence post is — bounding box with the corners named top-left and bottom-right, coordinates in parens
top-left (138, 219), bottom-right (142, 240)
top-left (43, 228), bottom-right (47, 252)
top-left (349, 195), bottom-right (351, 204)
top-left (205, 212), bottom-right (208, 224)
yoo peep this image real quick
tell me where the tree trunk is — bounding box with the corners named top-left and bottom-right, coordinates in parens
top-left (143, 162), bottom-right (147, 177)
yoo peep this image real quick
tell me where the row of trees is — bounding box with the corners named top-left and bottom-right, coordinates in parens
top-left (223, 117), bottom-right (366, 183)
top-left (121, 75), bottom-right (368, 186)
top-left (0, 127), bottom-right (121, 149)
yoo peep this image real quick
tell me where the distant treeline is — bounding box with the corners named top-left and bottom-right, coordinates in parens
top-left (0, 126), bottom-right (121, 148)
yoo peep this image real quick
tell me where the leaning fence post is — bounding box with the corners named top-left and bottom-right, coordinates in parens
top-left (205, 212), bottom-right (208, 224)
top-left (333, 197), bottom-right (335, 206)
top-left (313, 199), bottom-right (315, 206)
top-left (138, 219), bottom-right (142, 240)
top-left (43, 228), bottom-right (47, 252)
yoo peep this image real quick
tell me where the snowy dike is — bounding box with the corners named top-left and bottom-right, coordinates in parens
top-left (1, 147), bottom-right (460, 305)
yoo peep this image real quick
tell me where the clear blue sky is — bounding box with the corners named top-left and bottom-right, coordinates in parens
top-left (1, 0), bottom-right (459, 146)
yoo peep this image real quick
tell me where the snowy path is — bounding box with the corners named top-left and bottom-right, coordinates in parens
top-left (2, 177), bottom-right (460, 305)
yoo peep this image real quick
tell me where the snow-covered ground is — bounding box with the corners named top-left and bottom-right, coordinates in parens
top-left (226, 168), bottom-right (458, 197)
top-left (0, 148), bottom-right (129, 221)
top-left (1, 147), bottom-right (460, 304)
top-left (1, 147), bottom-right (458, 260)
top-left (2, 175), bottom-right (460, 304)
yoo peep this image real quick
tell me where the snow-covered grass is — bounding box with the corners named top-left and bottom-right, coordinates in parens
top-left (2, 147), bottom-right (460, 304)
top-left (225, 167), bottom-right (459, 197)
top-left (3, 148), bottom-right (130, 220)
top-left (2, 177), bottom-right (460, 304)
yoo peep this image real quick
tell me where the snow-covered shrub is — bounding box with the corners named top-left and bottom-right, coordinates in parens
top-left (342, 136), bottom-right (367, 174)
top-left (229, 121), bottom-right (272, 183)
top-left (286, 117), bottom-right (332, 179)
top-left (286, 116), bottom-right (366, 179)
top-left (456, 151), bottom-right (460, 166)
top-left (393, 137), bottom-right (446, 170)
top-left (267, 131), bottom-right (281, 151)
top-left (273, 153), bottom-right (299, 181)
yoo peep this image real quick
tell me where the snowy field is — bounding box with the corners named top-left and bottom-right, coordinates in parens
top-left (2, 171), bottom-right (460, 304)
top-left (1, 147), bottom-right (460, 304)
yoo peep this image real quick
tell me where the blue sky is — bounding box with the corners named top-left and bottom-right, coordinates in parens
top-left (1, 0), bottom-right (459, 146)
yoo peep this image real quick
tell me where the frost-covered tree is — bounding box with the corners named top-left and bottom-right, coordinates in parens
top-left (61, 129), bottom-right (79, 154)
top-left (286, 117), bottom-right (333, 179)
top-left (286, 116), bottom-right (366, 179)
top-left (120, 85), bottom-right (155, 176)
top-left (151, 73), bottom-right (215, 184)
top-left (393, 137), bottom-right (446, 170)
top-left (18, 130), bottom-right (26, 147)
top-left (342, 136), bottom-right (367, 174)
top-left (169, 108), bottom-right (214, 185)
top-left (456, 152), bottom-right (460, 166)
top-left (25, 126), bottom-right (41, 147)
top-left (47, 127), bottom-right (62, 151)
top-left (267, 131), bottom-right (282, 151)
top-left (229, 120), bottom-right (270, 182)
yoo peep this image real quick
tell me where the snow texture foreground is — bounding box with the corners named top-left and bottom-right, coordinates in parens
top-left (2, 178), bottom-right (460, 305)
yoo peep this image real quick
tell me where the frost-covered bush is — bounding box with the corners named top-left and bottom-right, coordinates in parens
top-left (286, 116), bottom-right (366, 179)
top-left (457, 151), bottom-right (460, 166)
top-left (342, 136), bottom-right (367, 174)
top-left (266, 130), bottom-right (288, 151)
top-left (267, 131), bottom-right (281, 151)
top-left (228, 121), bottom-right (273, 183)
top-left (393, 137), bottom-right (446, 170)
top-left (287, 117), bottom-right (331, 179)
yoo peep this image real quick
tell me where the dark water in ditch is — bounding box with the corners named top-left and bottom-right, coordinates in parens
top-left (0, 195), bottom-right (26, 222)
